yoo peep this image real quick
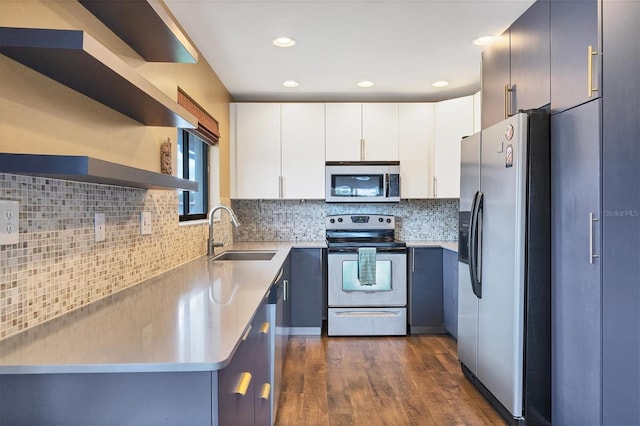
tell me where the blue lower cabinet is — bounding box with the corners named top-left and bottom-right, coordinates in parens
top-left (290, 248), bottom-right (324, 334)
top-left (442, 249), bottom-right (459, 338)
top-left (254, 303), bottom-right (272, 426)
top-left (408, 247), bottom-right (444, 334)
top-left (0, 372), bottom-right (214, 425)
top-left (218, 302), bottom-right (272, 426)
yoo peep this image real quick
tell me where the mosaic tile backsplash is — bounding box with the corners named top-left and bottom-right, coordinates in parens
top-left (231, 199), bottom-right (459, 242)
top-left (0, 173), bottom-right (233, 340)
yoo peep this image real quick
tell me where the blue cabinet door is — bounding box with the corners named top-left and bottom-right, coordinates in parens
top-left (290, 248), bottom-right (324, 331)
top-left (481, 29), bottom-right (511, 130)
top-left (408, 247), bottom-right (444, 334)
top-left (550, 0), bottom-right (601, 113)
top-left (551, 99), bottom-right (602, 425)
top-left (442, 249), bottom-right (458, 338)
top-left (601, 0), bottom-right (640, 423)
top-left (510, 0), bottom-right (550, 112)
top-left (253, 304), bottom-right (272, 426)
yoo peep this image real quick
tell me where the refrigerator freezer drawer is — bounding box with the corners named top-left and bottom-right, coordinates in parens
top-left (328, 307), bottom-right (407, 336)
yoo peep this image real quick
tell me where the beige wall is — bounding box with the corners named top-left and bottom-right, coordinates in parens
top-left (0, 0), bottom-right (231, 198)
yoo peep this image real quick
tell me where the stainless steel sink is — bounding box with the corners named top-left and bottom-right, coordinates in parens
top-left (211, 250), bottom-right (276, 261)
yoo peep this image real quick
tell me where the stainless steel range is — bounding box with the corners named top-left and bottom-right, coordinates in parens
top-left (326, 214), bottom-right (407, 336)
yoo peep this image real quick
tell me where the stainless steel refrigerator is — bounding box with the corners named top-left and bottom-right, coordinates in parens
top-left (458, 111), bottom-right (551, 425)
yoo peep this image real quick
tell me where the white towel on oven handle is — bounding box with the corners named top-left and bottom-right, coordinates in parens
top-left (358, 247), bottom-right (376, 286)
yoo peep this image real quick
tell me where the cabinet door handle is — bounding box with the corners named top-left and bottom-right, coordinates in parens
top-left (411, 248), bottom-right (415, 273)
top-left (589, 212), bottom-right (599, 264)
top-left (504, 84), bottom-right (513, 118)
top-left (588, 45), bottom-right (598, 98)
top-left (360, 138), bottom-right (365, 161)
top-left (259, 383), bottom-right (271, 400)
top-left (235, 372), bottom-right (252, 396)
top-left (283, 279), bottom-right (288, 301)
top-left (278, 175), bottom-right (284, 198)
top-left (433, 176), bottom-right (438, 197)
top-left (259, 322), bottom-right (270, 334)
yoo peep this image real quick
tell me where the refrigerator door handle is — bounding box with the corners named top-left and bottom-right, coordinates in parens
top-left (469, 191), bottom-right (483, 298)
top-left (469, 192), bottom-right (477, 283)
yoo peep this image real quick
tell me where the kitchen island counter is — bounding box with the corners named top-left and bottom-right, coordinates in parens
top-left (0, 241), bottom-right (324, 374)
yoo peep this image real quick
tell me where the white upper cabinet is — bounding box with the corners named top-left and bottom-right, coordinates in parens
top-left (281, 103), bottom-right (326, 199)
top-left (232, 103), bottom-right (281, 199)
top-left (231, 103), bottom-right (326, 199)
top-left (433, 95), bottom-right (474, 198)
top-left (325, 103), bottom-right (399, 161)
top-left (325, 103), bottom-right (362, 161)
top-left (233, 98), bottom-right (473, 200)
top-left (362, 103), bottom-right (399, 161)
top-left (399, 103), bottom-right (435, 199)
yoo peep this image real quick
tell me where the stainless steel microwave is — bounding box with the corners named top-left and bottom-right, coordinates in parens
top-left (325, 161), bottom-right (400, 203)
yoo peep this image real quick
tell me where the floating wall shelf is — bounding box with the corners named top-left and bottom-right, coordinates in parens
top-left (79, 0), bottom-right (198, 63)
top-left (0, 154), bottom-right (198, 191)
top-left (0, 27), bottom-right (198, 128)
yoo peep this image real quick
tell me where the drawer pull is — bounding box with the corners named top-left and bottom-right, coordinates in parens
top-left (235, 372), bottom-right (252, 396)
top-left (259, 322), bottom-right (270, 334)
top-left (259, 383), bottom-right (271, 400)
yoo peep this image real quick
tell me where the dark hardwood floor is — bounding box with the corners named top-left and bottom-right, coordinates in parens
top-left (275, 333), bottom-right (506, 426)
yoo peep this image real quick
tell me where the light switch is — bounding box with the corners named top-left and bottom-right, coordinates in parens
top-left (140, 211), bottom-right (152, 235)
top-left (95, 213), bottom-right (106, 242)
top-left (0, 200), bottom-right (19, 245)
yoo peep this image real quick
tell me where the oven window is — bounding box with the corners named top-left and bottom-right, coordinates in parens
top-left (332, 175), bottom-right (384, 197)
top-left (342, 260), bottom-right (392, 291)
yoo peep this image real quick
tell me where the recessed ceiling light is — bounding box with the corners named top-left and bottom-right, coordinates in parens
top-left (273, 37), bottom-right (296, 47)
top-left (473, 35), bottom-right (496, 46)
top-left (282, 80), bottom-right (299, 88)
top-left (357, 80), bottom-right (374, 88)
top-left (432, 80), bottom-right (450, 88)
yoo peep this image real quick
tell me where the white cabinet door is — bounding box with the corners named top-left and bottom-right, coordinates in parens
top-left (362, 103), bottom-right (399, 161)
top-left (325, 103), bottom-right (361, 161)
top-left (433, 96), bottom-right (474, 198)
top-left (398, 103), bottom-right (435, 198)
top-left (281, 103), bottom-right (326, 199)
top-left (233, 103), bottom-right (281, 199)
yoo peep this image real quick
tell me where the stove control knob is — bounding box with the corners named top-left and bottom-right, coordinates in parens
top-left (386, 218), bottom-right (392, 223)
top-left (378, 218), bottom-right (383, 222)
top-left (330, 218), bottom-right (335, 224)
top-left (337, 218), bottom-right (343, 223)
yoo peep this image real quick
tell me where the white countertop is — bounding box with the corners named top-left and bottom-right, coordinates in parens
top-left (405, 240), bottom-right (458, 252)
top-left (0, 242), bottom-right (324, 375)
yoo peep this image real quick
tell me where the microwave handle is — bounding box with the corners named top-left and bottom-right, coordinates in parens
top-left (385, 173), bottom-right (390, 197)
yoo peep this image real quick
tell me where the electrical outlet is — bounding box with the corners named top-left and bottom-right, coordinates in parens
top-left (140, 211), bottom-right (152, 235)
top-left (0, 200), bottom-right (19, 245)
top-left (95, 213), bottom-right (106, 242)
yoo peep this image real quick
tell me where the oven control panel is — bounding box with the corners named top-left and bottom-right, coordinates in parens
top-left (326, 214), bottom-right (395, 230)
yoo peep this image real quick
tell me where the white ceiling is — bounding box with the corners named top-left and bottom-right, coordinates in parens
top-left (164, 0), bottom-right (535, 102)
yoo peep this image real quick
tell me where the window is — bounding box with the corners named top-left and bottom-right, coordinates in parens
top-left (175, 88), bottom-right (220, 222)
top-left (178, 129), bottom-right (208, 221)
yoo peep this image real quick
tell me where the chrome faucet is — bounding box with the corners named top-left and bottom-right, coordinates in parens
top-left (208, 205), bottom-right (240, 256)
